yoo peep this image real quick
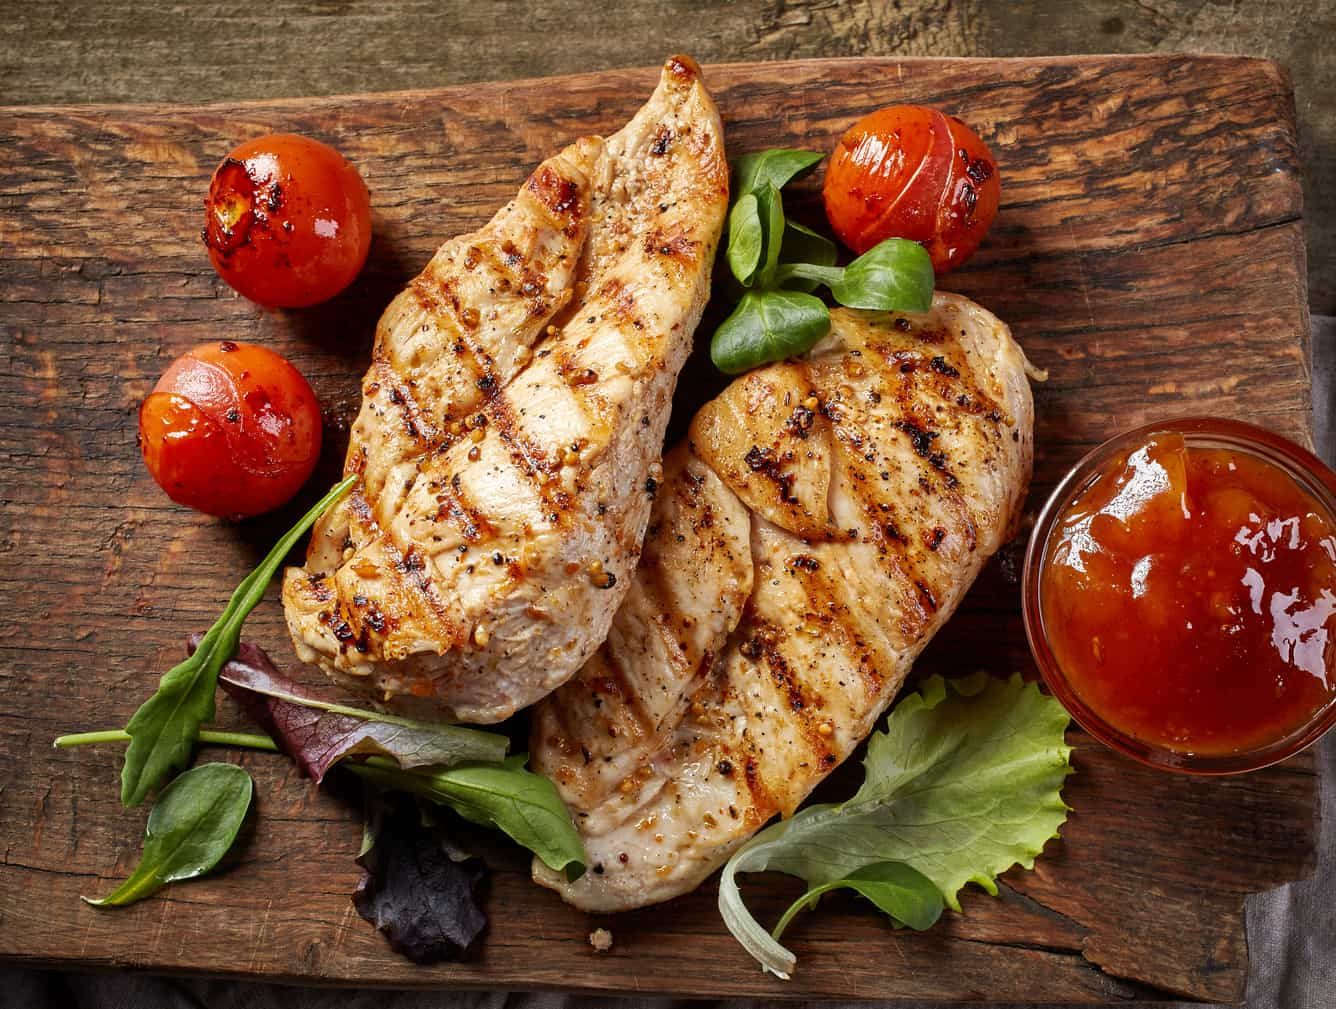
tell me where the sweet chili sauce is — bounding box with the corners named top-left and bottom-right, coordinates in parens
top-left (1037, 431), bottom-right (1336, 759)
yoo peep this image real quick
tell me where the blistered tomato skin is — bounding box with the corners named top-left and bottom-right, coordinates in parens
top-left (822, 105), bottom-right (1000, 273)
top-left (203, 133), bottom-right (371, 308)
top-left (138, 341), bottom-right (322, 519)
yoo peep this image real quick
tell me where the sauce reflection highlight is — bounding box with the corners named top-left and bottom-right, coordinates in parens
top-left (1039, 432), bottom-right (1336, 756)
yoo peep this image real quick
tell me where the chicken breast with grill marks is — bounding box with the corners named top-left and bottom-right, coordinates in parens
top-left (282, 56), bottom-right (728, 723)
top-left (531, 294), bottom-right (1035, 911)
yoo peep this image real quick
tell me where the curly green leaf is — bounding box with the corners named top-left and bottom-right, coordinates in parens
top-left (719, 673), bottom-right (1073, 977)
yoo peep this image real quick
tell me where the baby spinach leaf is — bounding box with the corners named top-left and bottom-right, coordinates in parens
top-left (771, 861), bottom-right (943, 943)
top-left (733, 149), bottom-right (824, 199)
top-left (353, 792), bottom-right (487, 964)
top-left (829, 238), bottom-right (935, 312)
top-left (85, 762), bottom-right (253, 907)
top-left (205, 638), bottom-right (507, 782)
top-left (726, 192), bottom-right (763, 286)
top-left (710, 289), bottom-right (831, 375)
top-left (778, 221), bottom-right (838, 293)
top-left (350, 754), bottom-right (587, 882)
top-left (719, 673), bottom-right (1073, 978)
top-left (120, 476), bottom-right (356, 808)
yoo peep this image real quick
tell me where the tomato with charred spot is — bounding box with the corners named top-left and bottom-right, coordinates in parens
top-left (822, 105), bottom-right (1000, 273)
top-left (203, 133), bottom-right (371, 308)
top-left (139, 341), bottom-right (323, 518)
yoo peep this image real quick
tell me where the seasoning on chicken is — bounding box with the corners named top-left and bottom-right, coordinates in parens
top-left (530, 295), bottom-right (1036, 911)
top-left (282, 56), bottom-right (728, 723)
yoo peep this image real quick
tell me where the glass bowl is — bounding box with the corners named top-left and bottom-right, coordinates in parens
top-left (1022, 417), bottom-right (1336, 774)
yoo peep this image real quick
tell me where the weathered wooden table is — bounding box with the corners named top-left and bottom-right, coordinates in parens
top-left (0, 49), bottom-right (1321, 1002)
top-left (2, 0), bottom-right (1331, 316)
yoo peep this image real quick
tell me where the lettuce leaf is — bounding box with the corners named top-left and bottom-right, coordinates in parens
top-left (350, 755), bottom-right (587, 882)
top-left (195, 637), bottom-right (507, 781)
top-left (719, 672), bottom-right (1074, 978)
top-left (353, 792), bottom-right (487, 963)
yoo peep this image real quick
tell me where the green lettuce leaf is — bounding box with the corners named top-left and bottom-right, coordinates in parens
top-left (349, 754), bottom-right (587, 882)
top-left (719, 672), bottom-right (1074, 978)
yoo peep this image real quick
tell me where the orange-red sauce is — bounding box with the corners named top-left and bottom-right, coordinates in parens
top-left (1041, 433), bottom-right (1336, 755)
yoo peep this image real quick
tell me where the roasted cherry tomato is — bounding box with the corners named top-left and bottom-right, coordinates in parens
top-left (203, 133), bottom-right (371, 308)
top-left (139, 341), bottom-right (322, 518)
top-left (822, 105), bottom-right (1000, 273)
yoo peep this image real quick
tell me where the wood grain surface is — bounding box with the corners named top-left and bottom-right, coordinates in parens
top-left (0, 54), bottom-right (1317, 1002)
top-left (5, 0), bottom-right (1331, 317)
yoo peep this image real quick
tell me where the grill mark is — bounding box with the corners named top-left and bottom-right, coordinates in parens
top-left (371, 358), bottom-right (435, 448)
top-left (483, 387), bottom-right (561, 502)
top-left (801, 433), bottom-right (934, 642)
top-left (914, 579), bottom-right (939, 613)
top-left (409, 266), bottom-right (489, 352)
top-left (931, 482), bottom-right (979, 554)
top-left (838, 433), bottom-right (933, 579)
top-left (759, 629), bottom-right (830, 763)
top-left (808, 549), bottom-right (896, 699)
top-left (720, 737), bottom-right (775, 825)
top-left (786, 554), bottom-right (885, 711)
top-left (342, 489), bottom-right (383, 550)
top-left (336, 535), bottom-right (461, 656)
top-left (603, 607), bottom-right (697, 741)
top-left (526, 163), bottom-right (585, 220)
top-left (432, 480), bottom-right (497, 545)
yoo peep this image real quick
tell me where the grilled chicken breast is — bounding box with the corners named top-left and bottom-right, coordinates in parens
top-left (531, 295), bottom-right (1035, 911)
top-left (282, 56), bottom-right (728, 723)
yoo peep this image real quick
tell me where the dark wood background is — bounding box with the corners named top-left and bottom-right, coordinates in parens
top-left (0, 54), bottom-right (1318, 1002)
top-left (2, 0), bottom-right (1331, 319)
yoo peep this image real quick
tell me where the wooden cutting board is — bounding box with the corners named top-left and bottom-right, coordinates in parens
top-left (0, 55), bottom-right (1317, 1003)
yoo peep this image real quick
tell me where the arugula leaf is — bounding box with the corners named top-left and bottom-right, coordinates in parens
top-left (771, 862), bottom-right (943, 942)
top-left (350, 754), bottom-right (587, 882)
top-left (733, 149), bottom-right (824, 199)
top-left (710, 289), bottom-right (831, 375)
top-left (353, 792), bottom-right (487, 963)
top-left (726, 193), bottom-right (763, 286)
top-left (208, 638), bottom-right (508, 781)
top-left (120, 476), bottom-right (356, 807)
top-left (85, 762), bottom-right (252, 907)
top-left (719, 673), bottom-right (1073, 978)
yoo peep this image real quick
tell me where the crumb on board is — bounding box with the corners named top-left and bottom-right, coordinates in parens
top-left (588, 927), bottom-right (613, 952)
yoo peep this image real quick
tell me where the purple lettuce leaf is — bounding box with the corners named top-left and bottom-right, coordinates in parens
top-left (353, 792), bottom-right (487, 963)
top-left (188, 636), bottom-right (506, 783)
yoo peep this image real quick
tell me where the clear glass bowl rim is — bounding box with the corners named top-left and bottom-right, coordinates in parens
top-left (1022, 416), bottom-right (1336, 775)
